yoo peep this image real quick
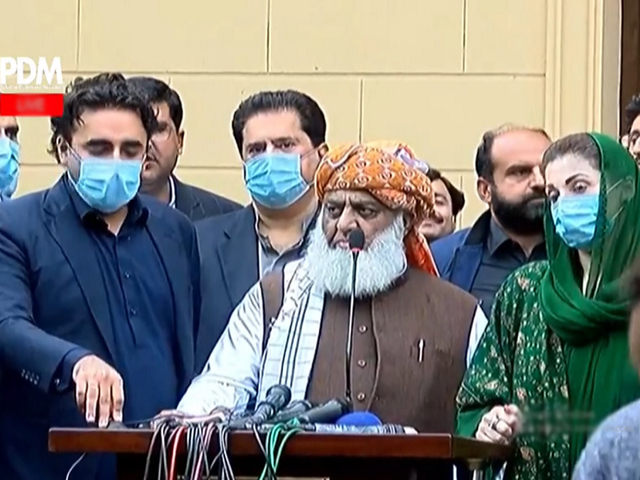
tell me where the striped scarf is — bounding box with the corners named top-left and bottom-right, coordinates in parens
top-left (256, 259), bottom-right (325, 402)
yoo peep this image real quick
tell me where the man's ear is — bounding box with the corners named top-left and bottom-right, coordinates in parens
top-left (56, 136), bottom-right (68, 166)
top-left (318, 143), bottom-right (329, 159)
top-left (621, 134), bottom-right (630, 149)
top-left (403, 212), bottom-right (413, 233)
top-left (476, 177), bottom-right (492, 205)
top-left (178, 130), bottom-right (185, 155)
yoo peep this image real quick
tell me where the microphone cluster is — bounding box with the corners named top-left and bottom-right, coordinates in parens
top-left (144, 384), bottom-right (415, 480)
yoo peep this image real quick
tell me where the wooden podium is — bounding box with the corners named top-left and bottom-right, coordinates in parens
top-left (49, 428), bottom-right (513, 480)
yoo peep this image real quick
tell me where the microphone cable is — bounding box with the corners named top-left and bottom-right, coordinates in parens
top-left (189, 422), bottom-right (218, 480)
top-left (143, 408), bottom-right (229, 480)
top-left (64, 416), bottom-right (160, 480)
top-left (157, 422), bottom-right (171, 480)
top-left (64, 453), bottom-right (86, 480)
top-left (257, 420), bottom-right (304, 480)
top-left (252, 423), bottom-right (276, 479)
top-left (216, 422), bottom-right (235, 480)
top-left (168, 425), bottom-right (187, 480)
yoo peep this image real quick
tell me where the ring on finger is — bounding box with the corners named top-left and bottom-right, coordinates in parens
top-left (488, 415), bottom-right (499, 430)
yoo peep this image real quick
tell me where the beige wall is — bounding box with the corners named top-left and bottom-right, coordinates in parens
top-left (4, 0), bottom-right (621, 227)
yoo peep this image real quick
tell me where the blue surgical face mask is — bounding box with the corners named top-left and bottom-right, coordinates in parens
top-left (70, 156), bottom-right (143, 213)
top-left (0, 137), bottom-right (20, 200)
top-left (551, 193), bottom-right (600, 249)
top-left (244, 151), bottom-right (310, 209)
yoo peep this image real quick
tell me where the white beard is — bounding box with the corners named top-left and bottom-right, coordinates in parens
top-left (305, 214), bottom-right (408, 298)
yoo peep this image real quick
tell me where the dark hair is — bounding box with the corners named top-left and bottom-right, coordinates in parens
top-left (426, 168), bottom-right (466, 217)
top-left (475, 124), bottom-right (551, 181)
top-left (231, 90), bottom-right (327, 153)
top-left (625, 95), bottom-right (640, 134)
top-left (541, 133), bottom-right (600, 173)
top-left (127, 76), bottom-right (184, 130)
top-left (48, 73), bottom-right (158, 162)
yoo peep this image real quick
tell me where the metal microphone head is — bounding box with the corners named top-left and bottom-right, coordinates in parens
top-left (296, 397), bottom-right (352, 424)
top-left (264, 384), bottom-right (292, 410)
top-left (348, 229), bottom-right (365, 253)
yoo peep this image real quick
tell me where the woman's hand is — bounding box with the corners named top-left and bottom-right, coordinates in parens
top-left (475, 404), bottom-right (523, 444)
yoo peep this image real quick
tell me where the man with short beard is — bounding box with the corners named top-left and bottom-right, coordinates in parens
top-left (173, 144), bottom-right (488, 461)
top-left (431, 124), bottom-right (550, 317)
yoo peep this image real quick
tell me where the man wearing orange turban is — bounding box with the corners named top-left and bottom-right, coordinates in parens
top-left (176, 142), bottom-right (489, 472)
top-left (315, 142), bottom-right (439, 275)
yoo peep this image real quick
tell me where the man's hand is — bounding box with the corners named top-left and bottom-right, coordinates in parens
top-left (151, 409), bottom-right (187, 427)
top-left (475, 404), bottom-right (523, 445)
top-left (72, 355), bottom-right (124, 428)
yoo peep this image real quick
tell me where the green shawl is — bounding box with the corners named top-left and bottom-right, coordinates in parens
top-left (540, 133), bottom-right (640, 467)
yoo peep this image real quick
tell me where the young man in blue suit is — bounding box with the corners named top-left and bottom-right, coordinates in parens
top-left (0, 73), bottom-right (200, 480)
top-left (194, 90), bottom-right (328, 372)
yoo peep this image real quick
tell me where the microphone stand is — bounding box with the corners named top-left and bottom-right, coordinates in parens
top-left (345, 249), bottom-right (360, 404)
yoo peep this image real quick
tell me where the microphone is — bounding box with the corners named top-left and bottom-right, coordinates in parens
top-left (336, 411), bottom-right (382, 426)
top-left (230, 384), bottom-right (291, 428)
top-left (345, 229), bottom-right (365, 403)
top-left (293, 398), bottom-right (352, 424)
top-left (299, 423), bottom-right (408, 434)
top-left (264, 399), bottom-right (314, 424)
top-left (299, 411), bottom-right (411, 434)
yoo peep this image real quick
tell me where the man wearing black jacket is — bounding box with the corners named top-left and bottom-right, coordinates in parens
top-left (129, 76), bottom-right (241, 220)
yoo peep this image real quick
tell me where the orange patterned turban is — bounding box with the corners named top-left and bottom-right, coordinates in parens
top-left (315, 143), bottom-right (439, 276)
top-left (363, 140), bottom-right (420, 164)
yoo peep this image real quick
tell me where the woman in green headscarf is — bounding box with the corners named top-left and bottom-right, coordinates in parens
top-left (455, 132), bottom-right (640, 479)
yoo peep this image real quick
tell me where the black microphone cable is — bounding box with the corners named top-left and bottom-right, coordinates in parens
top-left (142, 419), bottom-right (168, 480)
top-left (194, 422), bottom-right (218, 480)
top-left (142, 422), bottom-right (162, 480)
top-left (143, 406), bottom-right (236, 480)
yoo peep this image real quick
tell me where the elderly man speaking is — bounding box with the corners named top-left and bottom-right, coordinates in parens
top-left (175, 143), bottom-right (487, 435)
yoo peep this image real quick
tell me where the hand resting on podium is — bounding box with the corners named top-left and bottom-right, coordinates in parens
top-left (72, 355), bottom-right (124, 428)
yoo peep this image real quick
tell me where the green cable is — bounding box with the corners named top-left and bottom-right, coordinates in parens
top-left (258, 424), bottom-right (283, 480)
top-left (273, 427), bottom-right (301, 470)
top-left (258, 422), bottom-right (303, 480)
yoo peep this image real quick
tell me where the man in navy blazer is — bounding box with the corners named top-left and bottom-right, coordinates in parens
top-left (194, 90), bottom-right (328, 372)
top-left (0, 73), bottom-right (200, 480)
top-left (127, 76), bottom-right (242, 220)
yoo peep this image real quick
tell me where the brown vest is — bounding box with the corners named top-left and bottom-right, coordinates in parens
top-left (305, 267), bottom-right (477, 433)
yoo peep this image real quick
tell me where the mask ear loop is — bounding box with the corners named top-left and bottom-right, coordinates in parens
top-left (57, 138), bottom-right (88, 188)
